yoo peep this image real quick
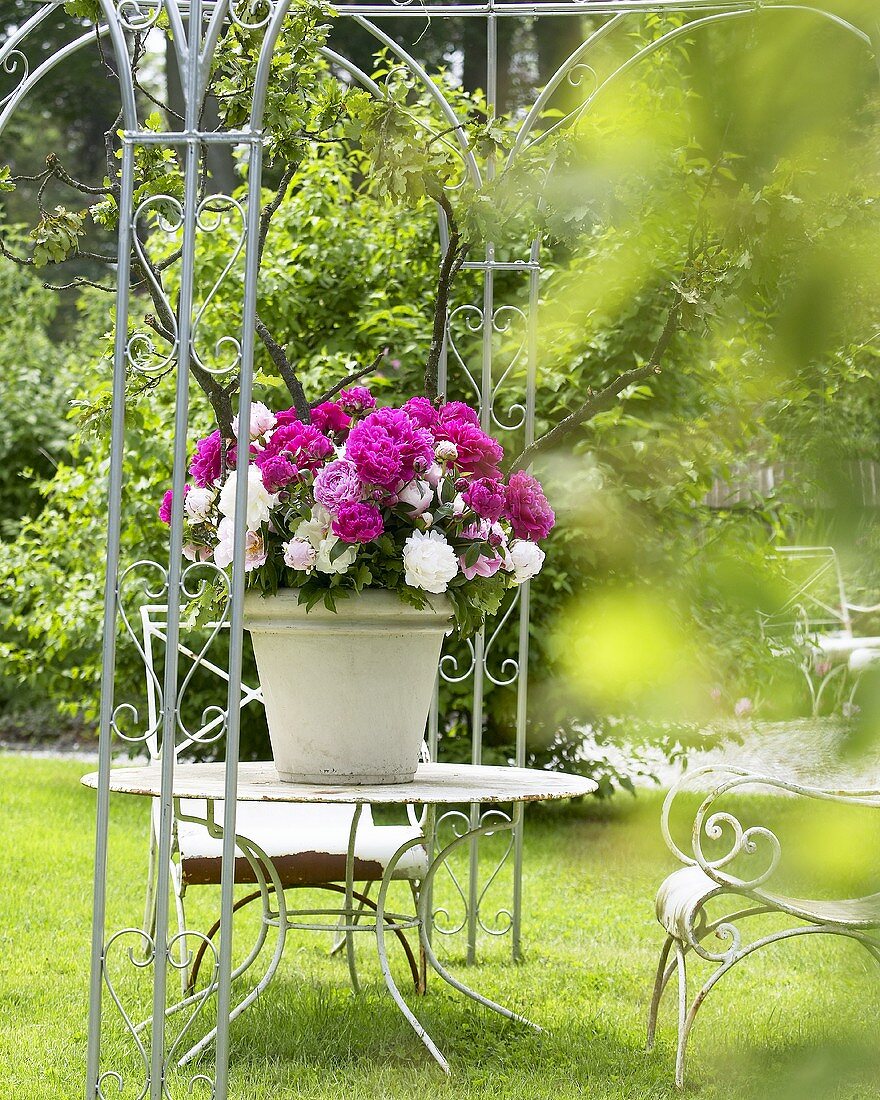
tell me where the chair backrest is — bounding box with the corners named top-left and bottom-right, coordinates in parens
top-left (761, 545), bottom-right (853, 646)
top-left (139, 603), bottom-right (263, 762)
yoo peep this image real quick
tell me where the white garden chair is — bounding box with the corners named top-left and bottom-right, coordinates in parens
top-left (761, 545), bottom-right (880, 714)
top-left (137, 603), bottom-right (427, 999)
top-left (647, 765), bottom-right (880, 1088)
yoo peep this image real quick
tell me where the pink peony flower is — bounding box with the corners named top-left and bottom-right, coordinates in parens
top-left (258, 454), bottom-right (299, 494)
top-left (504, 471), bottom-right (555, 541)
top-left (158, 485), bottom-right (189, 525)
top-left (402, 396), bottom-right (440, 432)
top-left (189, 431), bottom-right (236, 487)
top-left (397, 479), bottom-right (433, 518)
top-left (282, 537), bottom-right (317, 571)
top-left (463, 477), bottom-right (505, 523)
top-left (233, 401), bottom-right (276, 440)
top-left (331, 501), bottom-right (385, 543)
top-left (346, 407), bottom-right (434, 488)
top-left (435, 418), bottom-right (504, 478)
top-left (459, 552), bottom-right (504, 581)
top-left (734, 697), bottom-right (753, 718)
top-left (338, 387), bottom-right (376, 415)
top-left (257, 421), bottom-right (333, 474)
top-left (313, 459), bottom-right (364, 512)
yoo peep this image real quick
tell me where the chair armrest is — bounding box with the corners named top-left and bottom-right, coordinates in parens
top-left (661, 765), bottom-right (880, 894)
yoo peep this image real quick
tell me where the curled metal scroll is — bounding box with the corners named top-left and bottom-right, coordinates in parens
top-left (175, 562), bottom-right (232, 747)
top-left (190, 195), bottom-right (246, 377)
top-left (0, 50), bottom-right (29, 109)
top-left (439, 637), bottom-right (476, 684)
top-left (431, 810), bottom-right (471, 935)
top-left (482, 588), bottom-right (520, 689)
top-left (446, 304), bottom-right (485, 413)
top-left (475, 808), bottom-right (514, 936)
top-left (128, 197), bottom-right (183, 378)
top-left (115, 0), bottom-right (165, 33)
top-left (99, 929), bottom-right (156, 1100)
top-left (488, 304), bottom-right (528, 432)
top-left (113, 560), bottom-right (170, 744)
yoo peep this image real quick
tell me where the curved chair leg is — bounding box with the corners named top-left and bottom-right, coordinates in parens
top-left (187, 881), bottom-right (422, 996)
top-left (674, 942), bottom-right (689, 1089)
top-left (410, 880), bottom-right (427, 996)
top-left (647, 935), bottom-right (673, 1052)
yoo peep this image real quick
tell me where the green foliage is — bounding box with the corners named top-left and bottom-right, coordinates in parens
top-left (29, 205), bottom-right (87, 267)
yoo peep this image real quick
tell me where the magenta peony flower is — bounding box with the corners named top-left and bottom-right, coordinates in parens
top-left (346, 407), bottom-right (434, 488)
top-left (313, 459), bottom-right (364, 512)
top-left (189, 431), bottom-right (236, 487)
top-left (159, 489), bottom-right (174, 525)
top-left (331, 501), bottom-right (385, 543)
top-left (402, 396), bottom-right (440, 432)
top-left (310, 402), bottom-right (351, 436)
top-left (257, 421), bottom-right (333, 474)
top-left (504, 471), bottom-right (555, 541)
top-left (439, 401), bottom-right (481, 428)
top-left (259, 454), bottom-right (299, 494)
top-left (463, 477), bottom-right (505, 523)
top-left (435, 418), bottom-right (503, 478)
top-left (338, 387), bottom-right (376, 416)
top-left (159, 485), bottom-right (189, 525)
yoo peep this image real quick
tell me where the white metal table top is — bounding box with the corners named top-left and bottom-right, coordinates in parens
top-left (81, 761), bottom-right (597, 804)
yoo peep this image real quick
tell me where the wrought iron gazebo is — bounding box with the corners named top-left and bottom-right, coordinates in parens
top-left (1, 0), bottom-right (878, 1095)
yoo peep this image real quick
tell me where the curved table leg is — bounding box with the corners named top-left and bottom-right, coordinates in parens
top-left (416, 814), bottom-right (541, 1031)
top-left (373, 808), bottom-right (540, 1074)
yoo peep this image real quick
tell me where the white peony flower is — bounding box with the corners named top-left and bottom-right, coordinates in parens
top-left (451, 492), bottom-right (467, 518)
top-left (294, 510), bottom-right (356, 576)
top-left (397, 479), bottom-right (433, 518)
top-left (314, 534), bottom-right (357, 575)
top-left (184, 485), bottom-right (216, 524)
top-left (232, 401), bottom-right (276, 440)
top-left (424, 462), bottom-right (443, 488)
top-left (403, 530), bottom-right (459, 594)
top-left (218, 466), bottom-right (277, 531)
top-left (213, 517), bottom-right (268, 572)
top-left (435, 440), bottom-right (458, 463)
top-left (282, 537), bottom-right (317, 571)
top-left (505, 539), bottom-right (545, 585)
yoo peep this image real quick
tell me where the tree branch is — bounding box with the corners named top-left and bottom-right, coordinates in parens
top-left (506, 294), bottom-right (682, 475)
top-left (255, 314), bottom-right (311, 421)
top-left (312, 348), bottom-right (388, 407)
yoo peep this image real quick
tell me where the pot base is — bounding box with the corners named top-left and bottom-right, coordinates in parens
top-left (275, 768), bottom-right (417, 786)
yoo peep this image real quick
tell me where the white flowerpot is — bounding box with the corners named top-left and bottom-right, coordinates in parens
top-left (243, 588), bottom-right (451, 784)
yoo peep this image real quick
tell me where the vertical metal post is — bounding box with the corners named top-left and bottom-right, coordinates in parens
top-left (85, 139), bottom-right (135, 1100)
top-left (511, 238), bottom-right (541, 962)
top-left (466, 5), bottom-right (498, 967)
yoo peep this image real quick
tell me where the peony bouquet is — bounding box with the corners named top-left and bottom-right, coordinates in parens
top-left (160, 389), bottom-right (554, 635)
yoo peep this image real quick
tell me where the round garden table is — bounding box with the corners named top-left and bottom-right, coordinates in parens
top-left (82, 761), bottom-right (596, 1073)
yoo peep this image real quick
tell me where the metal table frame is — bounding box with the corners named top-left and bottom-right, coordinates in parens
top-left (83, 761), bottom-right (597, 1076)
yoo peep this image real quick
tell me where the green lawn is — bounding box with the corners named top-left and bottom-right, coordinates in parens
top-left (1, 755), bottom-right (878, 1099)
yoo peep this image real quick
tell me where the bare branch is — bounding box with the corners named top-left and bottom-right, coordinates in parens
top-left (43, 277), bottom-right (115, 293)
top-left (312, 348), bottom-right (388, 407)
top-left (45, 153), bottom-right (113, 196)
top-left (258, 166), bottom-right (295, 266)
top-left (0, 236), bottom-right (34, 267)
top-left (255, 314), bottom-right (311, 422)
top-left (506, 294), bottom-right (682, 475)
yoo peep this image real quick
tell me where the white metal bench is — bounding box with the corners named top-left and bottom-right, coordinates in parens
top-left (647, 765), bottom-right (880, 1087)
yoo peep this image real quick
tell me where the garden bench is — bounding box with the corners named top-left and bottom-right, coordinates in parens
top-left (647, 764), bottom-right (880, 1087)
